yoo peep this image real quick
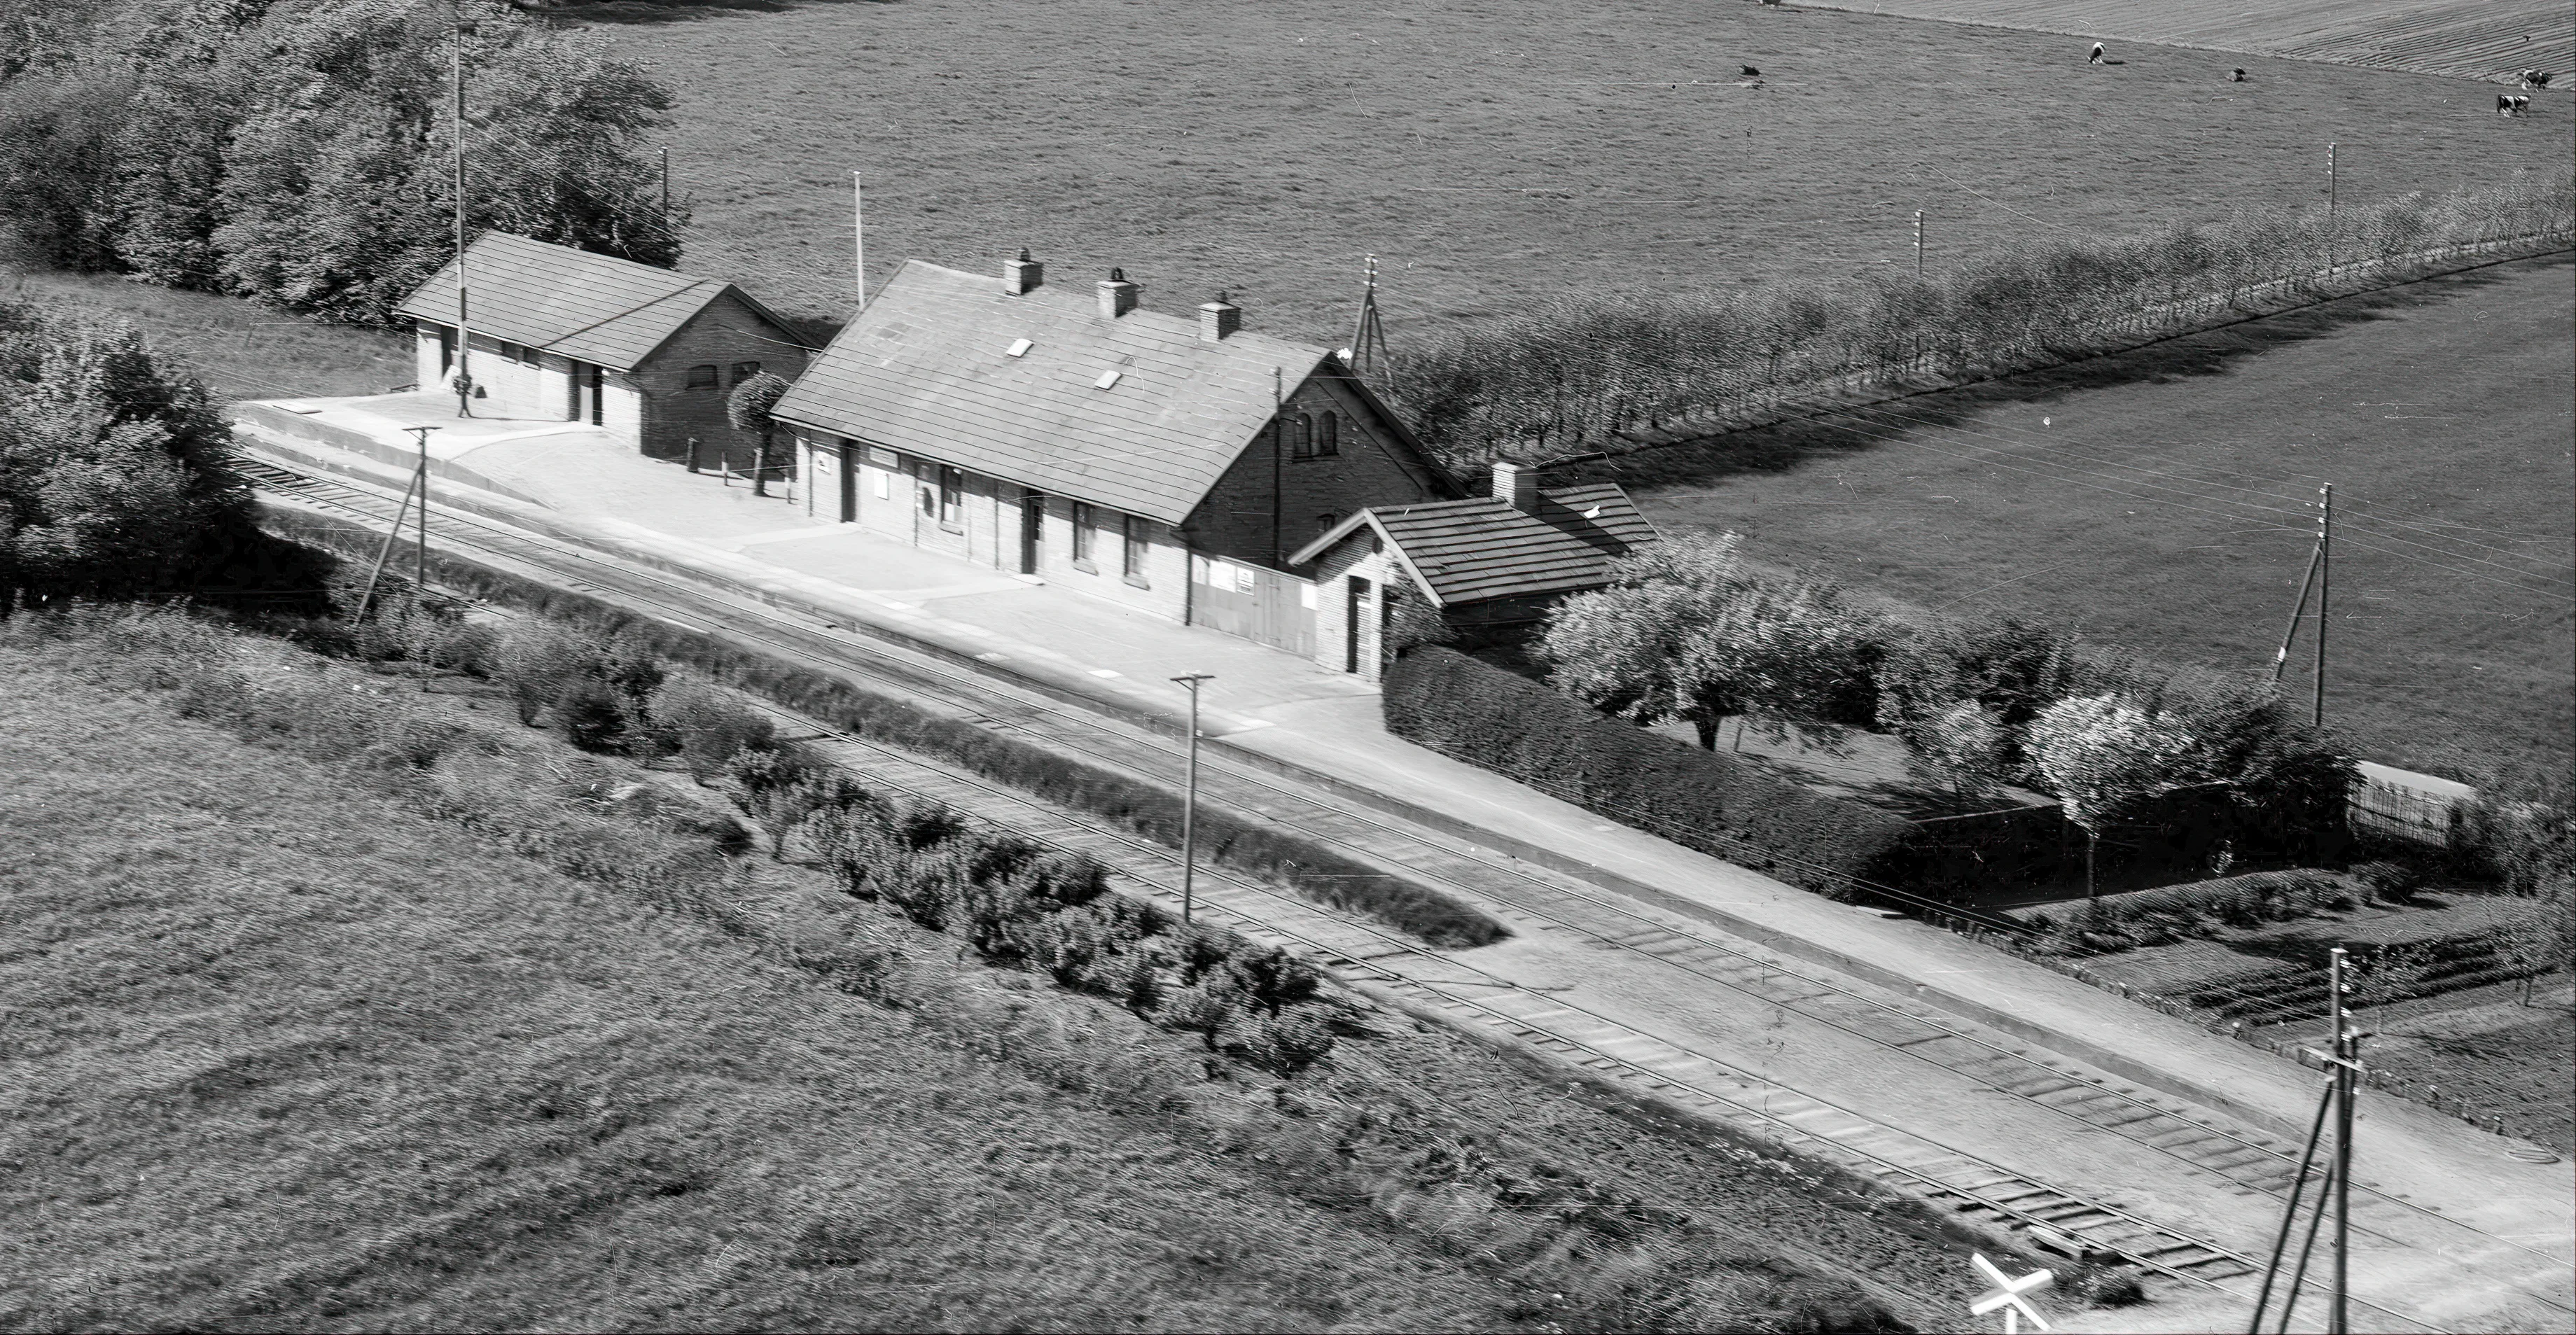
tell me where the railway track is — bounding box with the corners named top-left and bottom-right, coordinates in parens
top-left (243, 447), bottom-right (2554, 1330)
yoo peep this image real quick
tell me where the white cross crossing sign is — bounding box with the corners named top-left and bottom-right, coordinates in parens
top-left (1969, 1252), bottom-right (2054, 1332)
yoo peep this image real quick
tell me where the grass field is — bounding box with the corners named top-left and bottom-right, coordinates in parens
top-left (1787, 1), bottom-right (2575, 86)
top-left (0, 613), bottom-right (1982, 1331)
top-left (566, 0), bottom-right (2572, 346)
top-left (1599, 252), bottom-right (2575, 783)
top-left (1, 260), bottom-right (412, 401)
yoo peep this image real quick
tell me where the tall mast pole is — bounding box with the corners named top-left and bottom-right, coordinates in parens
top-left (452, 5), bottom-right (471, 414)
top-left (852, 171), bottom-right (865, 307)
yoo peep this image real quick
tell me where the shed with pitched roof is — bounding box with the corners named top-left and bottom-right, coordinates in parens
top-left (1284, 460), bottom-right (1659, 681)
top-left (396, 232), bottom-right (809, 468)
top-left (770, 253), bottom-right (1458, 630)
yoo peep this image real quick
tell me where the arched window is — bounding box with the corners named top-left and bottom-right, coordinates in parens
top-left (730, 361), bottom-right (761, 385)
top-left (1318, 411), bottom-right (1340, 456)
top-left (685, 364), bottom-right (719, 391)
top-left (1292, 413), bottom-right (1314, 459)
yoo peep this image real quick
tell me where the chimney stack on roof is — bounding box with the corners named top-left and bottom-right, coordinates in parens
top-left (1098, 267), bottom-right (1139, 319)
top-left (1198, 291), bottom-right (1242, 342)
top-left (1003, 249), bottom-right (1043, 296)
top-left (1491, 459), bottom-right (1541, 512)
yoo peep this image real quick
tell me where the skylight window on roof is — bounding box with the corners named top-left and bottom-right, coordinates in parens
top-left (1094, 369), bottom-right (1122, 390)
top-left (1006, 338), bottom-right (1032, 358)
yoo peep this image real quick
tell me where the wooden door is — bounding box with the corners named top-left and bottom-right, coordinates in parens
top-left (1019, 489), bottom-right (1044, 573)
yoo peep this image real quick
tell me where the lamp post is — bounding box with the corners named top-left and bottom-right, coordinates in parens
top-left (1170, 673), bottom-right (1214, 923)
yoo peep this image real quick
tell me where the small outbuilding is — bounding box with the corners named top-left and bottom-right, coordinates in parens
top-left (1286, 461), bottom-right (1659, 680)
top-left (768, 253), bottom-right (1459, 648)
top-left (395, 232), bottom-right (808, 468)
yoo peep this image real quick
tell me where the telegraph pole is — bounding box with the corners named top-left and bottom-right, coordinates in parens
top-left (1349, 254), bottom-right (1388, 375)
top-left (409, 425), bottom-right (433, 614)
top-left (2313, 484), bottom-right (2332, 727)
top-left (2330, 946), bottom-right (2357, 1334)
top-left (1169, 673), bottom-right (1214, 923)
top-left (2326, 142), bottom-right (2339, 276)
top-left (1914, 209), bottom-right (1926, 279)
top-left (852, 171), bottom-right (865, 307)
top-left (660, 146), bottom-right (671, 223)
top-left (354, 426), bottom-right (438, 620)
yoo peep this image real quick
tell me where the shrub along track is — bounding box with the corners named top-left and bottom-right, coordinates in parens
top-left (242, 454), bottom-right (2556, 1329)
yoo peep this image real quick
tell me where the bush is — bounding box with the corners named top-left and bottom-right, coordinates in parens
top-left (1385, 647), bottom-right (1912, 899)
top-left (1230, 1010), bottom-right (1337, 1076)
top-left (2352, 859), bottom-right (2427, 905)
top-left (555, 676), bottom-right (628, 753)
top-left (2010, 869), bottom-right (2345, 937)
top-left (657, 682), bottom-right (777, 783)
top-left (1157, 979), bottom-right (1241, 1051)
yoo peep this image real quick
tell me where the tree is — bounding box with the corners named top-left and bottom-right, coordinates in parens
top-left (2499, 877), bottom-right (2576, 1007)
top-left (1909, 699), bottom-right (2012, 810)
top-left (0, 309), bottom-right (251, 617)
top-left (3, 0), bottom-right (683, 322)
top-left (726, 371), bottom-right (793, 497)
top-left (2027, 693), bottom-right (2203, 896)
top-left (1543, 533), bottom-right (1879, 752)
top-left (2350, 942), bottom-right (2434, 1026)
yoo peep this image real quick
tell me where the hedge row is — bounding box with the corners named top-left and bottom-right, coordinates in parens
top-left (1374, 174), bottom-right (2575, 463)
top-left (258, 508), bottom-right (1507, 949)
top-left (2006, 869), bottom-right (2351, 937)
top-left (1383, 647), bottom-right (1912, 898)
top-left (772, 765), bottom-right (1340, 1075)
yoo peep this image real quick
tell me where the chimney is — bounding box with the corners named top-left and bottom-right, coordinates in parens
top-left (1003, 249), bottom-right (1043, 296)
top-left (1198, 291), bottom-right (1241, 342)
top-left (1491, 459), bottom-right (1540, 512)
top-left (1097, 267), bottom-right (1139, 319)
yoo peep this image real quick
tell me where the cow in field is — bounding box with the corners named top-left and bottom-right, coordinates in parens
top-left (2089, 42), bottom-right (2105, 65)
top-left (2498, 94), bottom-right (2531, 116)
top-left (2519, 69), bottom-right (2552, 90)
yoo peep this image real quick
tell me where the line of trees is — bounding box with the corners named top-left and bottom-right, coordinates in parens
top-left (1372, 172), bottom-right (2576, 463)
top-left (1536, 531), bottom-right (2355, 869)
top-left (0, 0), bottom-right (679, 324)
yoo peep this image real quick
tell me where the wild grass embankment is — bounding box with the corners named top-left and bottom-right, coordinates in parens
top-left (0, 607), bottom-right (1984, 1330)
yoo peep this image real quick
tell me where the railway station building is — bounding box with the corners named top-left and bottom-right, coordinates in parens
top-left (1286, 461), bottom-right (1659, 682)
top-left (768, 253), bottom-right (1461, 655)
top-left (395, 232), bottom-right (808, 468)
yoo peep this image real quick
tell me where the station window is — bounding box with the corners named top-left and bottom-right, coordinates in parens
top-left (729, 361), bottom-right (760, 385)
top-left (1071, 502), bottom-right (1097, 567)
top-left (1122, 515), bottom-right (1149, 584)
top-left (1318, 411), bottom-right (1340, 456)
top-left (938, 466), bottom-right (965, 528)
top-left (685, 363), bottom-right (719, 390)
